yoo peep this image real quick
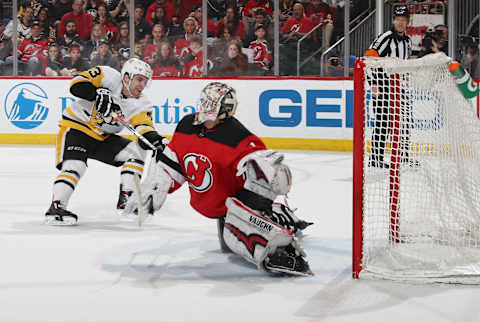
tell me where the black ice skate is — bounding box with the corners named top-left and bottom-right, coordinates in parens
top-left (45, 200), bottom-right (78, 226)
top-left (116, 185), bottom-right (134, 217)
top-left (264, 244), bottom-right (313, 276)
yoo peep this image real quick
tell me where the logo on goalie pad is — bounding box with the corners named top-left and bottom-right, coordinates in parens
top-left (249, 215), bottom-right (273, 233)
top-left (4, 83), bottom-right (49, 129)
top-left (183, 153), bottom-right (213, 192)
top-left (225, 223), bottom-right (268, 256)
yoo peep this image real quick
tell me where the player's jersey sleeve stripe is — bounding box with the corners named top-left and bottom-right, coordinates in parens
top-left (129, 112), bottom-right (154, 132)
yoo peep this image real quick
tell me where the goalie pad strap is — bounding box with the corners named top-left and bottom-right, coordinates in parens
top-left (235, 188), bottom-right (273, 212)
top-left (223, 197), bottom-right (293, 270)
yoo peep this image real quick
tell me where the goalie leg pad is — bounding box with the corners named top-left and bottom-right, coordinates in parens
top-left (223, 197), bottom-right (312, 275)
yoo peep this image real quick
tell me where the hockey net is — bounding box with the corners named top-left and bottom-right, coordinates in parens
top-left (353, 53), bottom-right (480, 283)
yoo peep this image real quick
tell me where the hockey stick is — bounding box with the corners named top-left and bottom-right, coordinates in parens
top-left (112, 112), bottom-right (157, 227)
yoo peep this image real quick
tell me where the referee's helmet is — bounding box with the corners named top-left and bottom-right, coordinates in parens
top-left (393, 5), bottom-right (410, 20)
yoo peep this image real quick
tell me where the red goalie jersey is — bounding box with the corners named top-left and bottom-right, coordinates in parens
top-left (164, 114), bottom-right (266, 218)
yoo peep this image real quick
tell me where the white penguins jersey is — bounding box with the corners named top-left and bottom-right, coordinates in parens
top-left (60, 65), bottom-right (156, 141)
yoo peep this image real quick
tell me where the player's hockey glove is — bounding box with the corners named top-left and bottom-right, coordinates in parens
top-left (95, 87), bottom-right (116, 119)
top-left (139, 131), bottom-right (168, 151)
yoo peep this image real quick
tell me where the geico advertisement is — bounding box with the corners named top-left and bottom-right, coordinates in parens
top-left (0, 78), bottom-right (477, 139)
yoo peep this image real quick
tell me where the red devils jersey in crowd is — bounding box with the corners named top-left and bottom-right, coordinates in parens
top-left (195, 19), bottom-right (217, 35)
top-left (146, 0), bottom-right (175, 25)
top-left (17, 37), bottom-right (49, 62)
top-left (184, 51), bottom-right (213, 77)
top-left (244, 0), bottom-right (273, 17)
top-left (167, 114), bottom-right (266, 218)
top-left (100, 21), bottom-right (118, 42)
top-left (152, 60), bottom-right (183, 76)
top-left (249, 39), bottom-right (272, 70)
top-left (174, 36), bottom-right (192, 60)
top-left (144, 42), bottom-right (161, 62)
top-left (305, 5), bottom-right (334, 26)
top-left (280, 16), bottom-right (314, 34)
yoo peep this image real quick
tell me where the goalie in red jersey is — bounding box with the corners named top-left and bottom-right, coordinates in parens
top-left (128, 82), bottom-right (313, 276)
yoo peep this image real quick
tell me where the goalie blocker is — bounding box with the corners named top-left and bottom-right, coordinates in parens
top-left (127, 82), bottom-right (313, 276)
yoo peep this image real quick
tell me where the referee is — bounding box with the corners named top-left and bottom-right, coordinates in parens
top-left (364, 5), bottom-right (417, 168)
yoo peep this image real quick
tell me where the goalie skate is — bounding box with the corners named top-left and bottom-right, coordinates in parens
top-left (264, 243), bottom-right (313, 276)
top-left (44, 201), bottom-right (78, 226)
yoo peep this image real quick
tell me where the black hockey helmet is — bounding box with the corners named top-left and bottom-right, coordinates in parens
top-left (393, 5), bottom-right (410, 20)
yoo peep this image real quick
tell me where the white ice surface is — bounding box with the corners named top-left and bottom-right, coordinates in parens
top-left (1, 146), bottom-right (479, 322)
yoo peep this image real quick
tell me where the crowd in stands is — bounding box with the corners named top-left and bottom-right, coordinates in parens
top-left (0, 0), bottom-right (347, 76)
top-left (0, 0), bottom-right (477, 77)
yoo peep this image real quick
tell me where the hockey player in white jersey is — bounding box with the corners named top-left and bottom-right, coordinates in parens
top-left (45, 58), bottom-right (166, 225)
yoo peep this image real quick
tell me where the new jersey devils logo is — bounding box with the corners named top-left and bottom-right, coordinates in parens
top-left (183, 153), bottom-right (213, 192)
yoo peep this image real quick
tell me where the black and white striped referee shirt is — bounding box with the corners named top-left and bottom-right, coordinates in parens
top-left (368, 29), bottom-right (412, 60)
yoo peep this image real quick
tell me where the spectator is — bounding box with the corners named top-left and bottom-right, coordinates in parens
top-left (16, 20), bottom-right (49, 75)
top-left (96, 3), bottom-right (118, 43)
top-left (152, 5), bottom-right (172, 33)
top-left (248, 24), bottom-right (272, 71)
top-left (144, 24), bottom-right (169, 64)
top-left (434, 24), bottom-right (448, 54)
top-left (305, 0), bottom-right (334, 48)
top-left (280, 3), bottom-right (314, 75)
top-left (58, 0), bottom-right (94, 41)
top-left (216, 40), bottom-right (248, 75)
top-left (151, 41), bottom-right (183, 76)
top-left (190, 5), bottom-right (217, 36)
top-left (281, 3), bottom-right (314, 41)
top-left (37, 7), bottom-right (55, 41)
top-left (243, 0), bottom-right (273, 19)
top-left (245, 8), bottom-right (272, 44)
top-left (207, 0), bottom-right (227, 21)
top-left (184, 35), bottom-right (213, 76)
top-left (179, 0), bottom-right (202, 22)
top-left (52, 0), bottom-right (73, 27)
top-left (56, 19), bottom-right (84, 58)
top-left (134, 3), bottom-right (152, 43)
top-left (109, 0), bottom-right (131, 23)
top-left (43, 43), bottom-right (63, 76)
top-left (90, 39), bottom-right (121, 71)
top-left (60, 43), bottom-right (90, 75)
top-left (174, 17), bottom-right (198, 60)
top-left (279, 0), bottom-right (295, 21)
top-left (113, 21), bottom-right (131, 65)
top-left (4, 6), bottom-right (34, 40)
top-left (211, 23), bottom-right (240, 62)
top-left (216, 6), bottom-right (245, 41)
top-left (83, 0), bottom-right (103, 20)
top-left (83, 23), bottom-right (106, 59)
top-left (0, 22), bottom-right (13, 75)
top-left (324, 54), bottom-right (355, 77)
top-left (146, 0), bottom-right (175, 25)
top-left (461, 41), bottom-right (480, 78)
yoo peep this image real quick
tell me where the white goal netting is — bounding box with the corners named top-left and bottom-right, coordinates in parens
top-left (355, 53), bottom-right (480, 283)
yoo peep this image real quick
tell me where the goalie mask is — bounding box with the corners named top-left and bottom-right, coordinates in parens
top-left (193, 82), bottom-right (238, 125)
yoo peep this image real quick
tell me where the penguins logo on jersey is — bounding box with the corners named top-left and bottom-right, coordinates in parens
top-left (183, 153), bottom-right (213, 192)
